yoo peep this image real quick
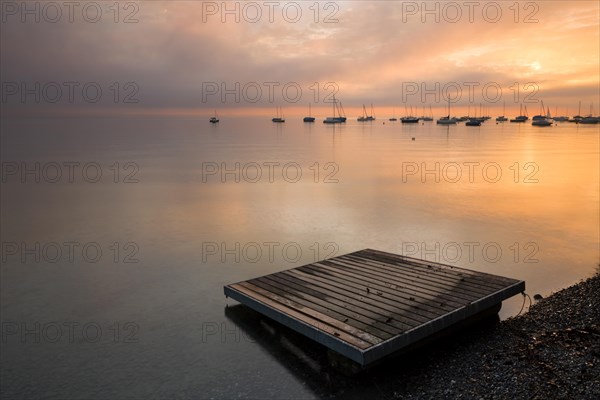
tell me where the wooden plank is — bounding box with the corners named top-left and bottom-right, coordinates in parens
top-left (354, 253), bottom-right (509, 293)
top-left (225, 283), bottom-right (367, 363)
top-left (331, 255), bottom-right (492, 297)
top-left (260, 275), bottom-right (405, 335)
top-left (235, 282), bottom-right (380, 347)
top-left (224, 248), bottom-right (526, 367)
top-left (298, 263), bottom-right (467, 310)
top-left (360, 249), bottom-right (518, 287)
top-left (249, 277), bottom-right (398, 339)
top-left (344, 253), bottom-right (505, 294)
top-left (324, 257), bottom-right (487, 301)
top-left (276, 271), bottom-right (428, 328)
top-left (363, 279), bottom-right (526, 364)
top-left (287, 267), bottom-right (456, 316)
top-left (313, 260), bottom-right (478, 303)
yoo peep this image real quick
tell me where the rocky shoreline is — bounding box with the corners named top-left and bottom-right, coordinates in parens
top-left (387, 273), bottom-right (600, 399)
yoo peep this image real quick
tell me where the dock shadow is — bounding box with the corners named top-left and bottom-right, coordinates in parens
top-left (224, 303), bottom-right (500, 399)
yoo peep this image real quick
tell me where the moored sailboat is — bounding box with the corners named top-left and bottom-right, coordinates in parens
top-left (323, 96), bottom-right (345, 124)
top-left (532, 103), bottom-right (553, 126)
top-left (303, 103), bottom-right (315, 122)
top-left (496, 102), bottom-right (508, 122)
top-left (510, 104), bottom-right (528, 122)
top-left (401, 106), bottom-right (419, 123)
top-left (437, 98), bottom-right (457, 125)
top-left (272, 107), bottom-right (285, 123)
top-left (209, 110), bottom-right (219, 123)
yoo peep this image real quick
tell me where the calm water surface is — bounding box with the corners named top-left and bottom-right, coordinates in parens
top-left (1, 116), bottom-right (598, 398)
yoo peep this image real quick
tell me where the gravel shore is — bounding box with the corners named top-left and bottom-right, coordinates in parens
top-left (386, 273), bottom-right (600, 399)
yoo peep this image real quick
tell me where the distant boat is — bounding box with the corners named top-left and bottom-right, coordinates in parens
top-left (323, 96), bottom-right (345, 124)
top-left (579, 103), bottom-right (599, 124)
top-left (209, 110), bottom-right (219, 123)
top-left (389, 107), bottom-right (397, 121)
top-left (479, 103), bottom-right (491, 121)
top-left (303, 104), bottom-right (315, 122)
top-left (368, 103), bottom-right (376, 120)
top-left (532, 100), bottom-right (549, 121)
top-left (510, 116), bottom-right (528, 122)
top-left (466, 119), bottom-right (481, 126)
top-left (569, 101), bottom-right (584, 122)
top-left (437, 116), bottom-right (457, 125)
top-left (336, 101), bottom-right (347, 122)
top-left (496, 102), bottom-right (508, 121)
top-left (510, 104), bottom-right (528, 122)
top-left (437, 98), bottom-right (457, 125)
top-left (357, 104), bottom-right (375, 121)
top-left (357, 104), bottom-right (368, 121)
top-left (420, 105), bottom-right (434, 121)
top-left (579, 116), bottom-right (599, 124)
top-left (401, 116), bottom-right (419, 123)
top-left (272, 107), bottom-right (285, 123)
top-left (401, 106), bottom-right (419, 123)
top-left (532, 119), bottom-right (552, 126)
top-left (532, 104), bottom-right (553, 126)
top-left (553, 106), bottom-right (568, 122)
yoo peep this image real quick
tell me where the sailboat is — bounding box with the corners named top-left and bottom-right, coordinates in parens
top-left (569, 101), bottom-right (583, 123)
top-left (389, 107), bottom-right (397, 121)
top-left (553, 107), bottom-right (568, 122)
top-left (272, 107), bottom-right (285, 123)
top-left (421, 105), bottom-right (434, 121)
top-left (532, 104), bottom-right (552, 126)
top-left (368, 103), bottom-right (376, 120)
top-left (357, 104), bottom-right (367, 121)
top-left (496, 102), bottom-right (508, 122)
top-left (580, 116), bottom-right (600, 124)
top-left (580, 103), bottom-right (599, 124)
top-left (466, 105), bottom-right (481, 126)
top-left (358, 104), bottom-right (375, 121)
top-left (303, 104), bottom-right (315, 122)
top-left (336, 101), bottom-right (347, 122)
top-left (401, 106), bottom-right (419, 123)
top-left (510, 104), bottom-right (528, 122)
top-left (323, 96), bottom-right (344, 124)
top-left (532, 101), bottom-right (549, 121)
top-left (209, 110), bottom-right (219, 123)
top-left (437, 98), bottom-right (457, 125)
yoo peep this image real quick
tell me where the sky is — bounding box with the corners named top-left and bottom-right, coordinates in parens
top-left (1, 0), bottom-right (599, 117)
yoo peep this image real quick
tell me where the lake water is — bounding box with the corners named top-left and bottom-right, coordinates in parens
top-left (1, 116), bottom-right (598, 398)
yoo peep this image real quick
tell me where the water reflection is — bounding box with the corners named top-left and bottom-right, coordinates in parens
top-left (224, 302), bottom-right (501, 399)
top-left (2, 116), bottom-right (597, 398)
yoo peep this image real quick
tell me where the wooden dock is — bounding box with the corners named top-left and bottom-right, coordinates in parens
top-left (224, 248), bottom-right (525, 367)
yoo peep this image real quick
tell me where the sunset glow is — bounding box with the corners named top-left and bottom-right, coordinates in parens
top-left (2, 1), bottom-right (598, 117)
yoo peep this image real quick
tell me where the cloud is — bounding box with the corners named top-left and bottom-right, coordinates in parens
top-left (1, 0), bottom-right (598, 115)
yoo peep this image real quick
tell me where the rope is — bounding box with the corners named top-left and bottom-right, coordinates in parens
top-left (516, 292), bottom-right (532, 316)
